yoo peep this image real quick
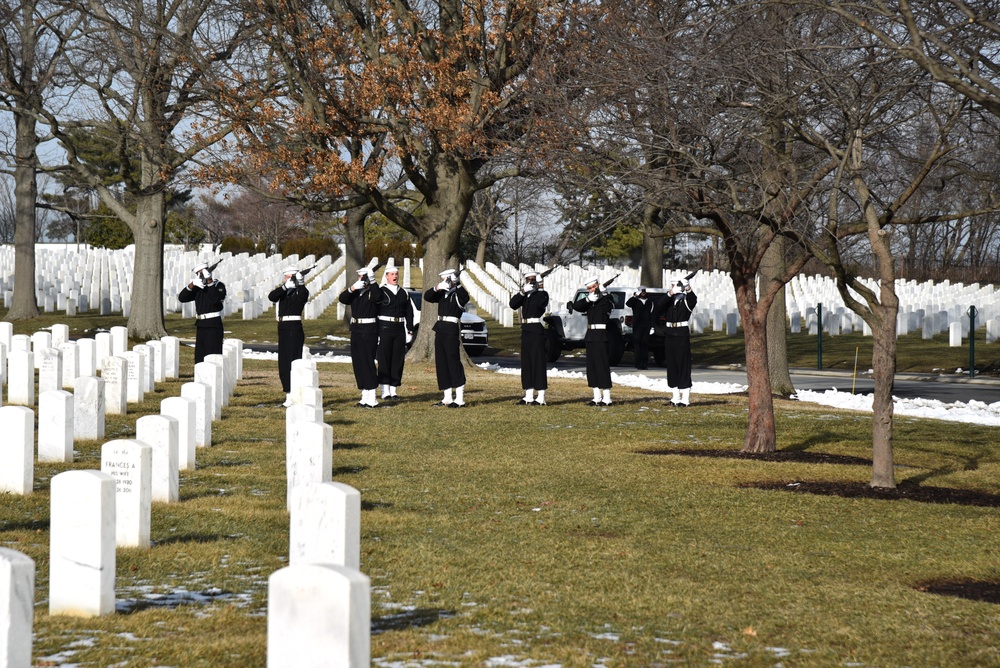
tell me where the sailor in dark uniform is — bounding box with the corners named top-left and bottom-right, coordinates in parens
top-left (339, 263), bottom-right (385, 407)
top-left (626, 286), bottom-right (653, 370)
top-left (424, 268), bottom-right (469, 407)
top-left (376, 259), bottom-right (414, 400)
top-left (178, 262), bottom-right (226, 364)
top-left (509, 270), bottom-right (549, 405)
top-left (653, 277), bottom-right (697, 406)
top-left (269, 266), bottom-right (310, 407)
top-left (571, 277), bottom-right (614, 405)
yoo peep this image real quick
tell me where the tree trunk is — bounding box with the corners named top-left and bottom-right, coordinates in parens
top-left (736, 278), bottom-right (777, 453)
top-left (475, 238), bottom-right (487, 267)
top-left (342, 206), bottom-right (368, 275)
top-left (127, 193), bottom-right (168, 339)
top-left (7, 110), bottom-right (40, 321)
top-left (640, 226), bottom-right (664, 288)
top-left (761, 235), bottom-right (794, 396)
top-left (868, 230), bottom-right (899, 488)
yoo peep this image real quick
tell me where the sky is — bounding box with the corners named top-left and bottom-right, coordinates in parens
top-left (243, 349), bottom-right (1000, 426)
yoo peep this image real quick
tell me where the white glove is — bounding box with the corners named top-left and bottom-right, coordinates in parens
top-left (649, 328), bottom-right (655, 335)
top-left (351, 279), bottom-right (366, 291)
top-left (523, 282), bottom-right (534, 293)
top-left (678, 278), bottom-right (691, 292)
top-left (586, 292), bottom-right (598, 302)
top-left (436, 280), bottom-right (450, 291)
top-left (284, 279), bottom-right (296, 290)
top-left (405, 330), bottom-right (413, 344)
top-left (191, 278), bottom-right (204, 290)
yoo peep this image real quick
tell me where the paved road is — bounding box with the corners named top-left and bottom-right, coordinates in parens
top-left (246, 343), bottom-right (1000, 404)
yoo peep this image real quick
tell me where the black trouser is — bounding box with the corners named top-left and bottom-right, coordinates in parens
top-left (434, 331), bottom-right (466, 389)
top-left (520, 329), bottom-right (548, 389)
top-left (585, 339), bottom-right (612, 388)
top-left (376, 326), bottom-right (407, 386)
top-left (633, 329), bottom-right (650, 369)
top-left (350, 331), bottom-right (379, 390)
top-left (277, 322), bottom-right (305, 392)
top-left (664, 332), bottom-right (693, 389)
top-left (194, 320), bottom-right (223, 364)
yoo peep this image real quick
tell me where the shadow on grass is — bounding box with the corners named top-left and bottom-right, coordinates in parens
top-left (153, 533), bottom-right (237, 546)
top-left (742, 480), bottom-right (1000, 507)
top-left (372, 607), bottom-right (455, 634)
top-left (332, 465), bottom-right (367, 476)
top-left (637, 448), bottom-right (872, 466)
top-left (362, 500), bottom-right (392, 511)
top-left (333, 442), bottom-right (367, 451)
top-left (0, 519), bottom-right (49, 532)
top-left (914, 579), bottom-right (1000, 605)
top-left (116, 588), bottom-right (241, 615)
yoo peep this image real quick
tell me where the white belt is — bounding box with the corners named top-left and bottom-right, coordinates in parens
top-left (378, 316), bottom-right (406, 322)
top-left (523, 318), bottom-right (541, 324)
top-left (352, 317), bottom-right (377, 324)
top-left (438, 316), bottom-right (459, 323)
top-left (280, 315), bottom-right (302, 321)
top-left (588, 324), bottom-right (606, 330)
top-left (197, 311), bottom-right (222, 320)
top-left (664, 322), bottom-right (689, 328)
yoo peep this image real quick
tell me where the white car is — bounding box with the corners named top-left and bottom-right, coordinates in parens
top-left (407, 289), bottom-right (489, 356)
top-left (543, 287), bottom-right (629, 365)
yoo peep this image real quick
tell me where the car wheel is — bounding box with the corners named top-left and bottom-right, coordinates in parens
top-left (545, 328), bottom-right (562, 363)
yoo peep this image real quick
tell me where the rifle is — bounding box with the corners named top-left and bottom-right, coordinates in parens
top-left (602, 273), bottom-right (621, 288)
top-left (206, 258), bottom-right (223, 273)
top-left (539, 265), bottom-right (558, 279)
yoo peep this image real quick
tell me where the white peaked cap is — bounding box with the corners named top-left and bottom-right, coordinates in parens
top-left (282, 266), bottom-right (298, 275)
top-left (439, 268), bottom-right (456, 278)
top-left (524, 271), bottom-right (538, 279)
top-left (193, 263), bottom-right (208, 274)
top-left (584, 276), bottom-right (600, 287)
top-left (385, 257), bottom-right (398, 272)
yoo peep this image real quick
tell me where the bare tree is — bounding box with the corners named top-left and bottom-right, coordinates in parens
top-left (45, 0), bottom-right (256, 338)
top-left (0, 0), bottom-right (79, 320)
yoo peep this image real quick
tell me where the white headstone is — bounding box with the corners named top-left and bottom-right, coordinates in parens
top-left (59, 341), bottom-right (79, 390)
top-left (77, 338), bottom-right (97, 378)
top-left (37, 348), bottom-right (62, 394)
top-left (948, 321), bottom-right (963, 347)
top-left (0, 341), bottom-right (6, 386)
top-left (289, 483), bottom-right (361, 569)
top-left (10, 335), bottom-right (30, 353)
top-left (100, 440), bottom-right (152, 549)
top-left (134, 344), bottom-right (155, 393)
top-left (0, 547), bottom-right (34, 668)
top-left (123, 351), bottom-right (144, 404)
top-left (6, 350), bottom-right (34, 407)
top-left (74, 376), bottom-right (106, 441)
top-left (0, 406), bottom-right (33, 495)
top-left (102, 356), bottom-right (127, 415)
top-left (161, 336), bottom-right (180, 379)
top-left (161, 396), bottom-right (197, 471)
top-left (204, 353), bottom-right (230, 408)
top-left (267, 564), bottom-right (370, 668)
top-left (30, 332), bottom-right (51, 368)
top-left (146, 340), bottom-right (166, 383)
top-left (194, 361), bottom-right (223, 420)
top-left (225, 338), bottom-right (244, 380)
top-left (0, 322), bottom-right (11, 351)
top-left (95, 331), bottom-right (112, 369)
top-left (38, 390), bottom-right (74, 463)
top-left (110, 325), bottom-right (128, 358)
top-left (48, 470), bottom-right (116, 617)
top-left (136, 415), bottom-right (179, 503)
top-left (180, 382), bottom-right (212, 447)
top-left (51, 323), bottom-right (70, 348)
top-left (286, 421), bottom-right (332, 510)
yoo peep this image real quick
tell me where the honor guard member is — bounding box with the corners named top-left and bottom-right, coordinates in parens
top-left (376, 259), bottom-right (414, 400)
top-left (424, 268), bottom-right (469, 407)
top-left (339, 261), bottom-right (385, 407)
top-left (178, 262), bottom-right (226, 364)
top-left (509, 270), bottom-right (549, 405)
top-left (269, 266), bottom-right (311, 407)
top-left (626, 287), bottom-right (653, 370)
top-left (571, 277), bottom-right (614, 405)
top-left (653, 277), bottom-right (697, 406)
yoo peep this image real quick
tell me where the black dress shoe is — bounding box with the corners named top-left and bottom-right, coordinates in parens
top-left (587, 400), bottom-right (600, 406)
top-left (516, 398), bottom-right (530, 405)
top-left (448, 402), bottom-right (466, 408)
top-left (432, 401), bottom-right (452, 407)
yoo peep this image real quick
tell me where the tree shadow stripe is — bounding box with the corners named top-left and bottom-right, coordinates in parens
top-left (742, 480), bottom-right (1000, 508)
top-left (636, 448), bottom-right (871, 466)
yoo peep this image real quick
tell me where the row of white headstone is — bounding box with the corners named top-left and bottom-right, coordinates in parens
top-left (0, 346), bottom-right (370, 667)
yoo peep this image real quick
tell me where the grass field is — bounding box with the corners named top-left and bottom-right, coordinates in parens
top-left (1, 308), bottom-right (999, 666)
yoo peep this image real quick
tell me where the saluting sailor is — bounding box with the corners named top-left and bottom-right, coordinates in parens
top-left (653, 276), bottom-right (697, 406)
top-left (376, 258), bottom-right (414, 401)
top-left (509, 270), bottom-right (549, 405)
top-left (424, 268), bottom-right (469, 407)
top-left (178, 261), bottom-right (226, 364)
top-left (269, 266), bottom-right (311, 407)
top-left (339, 260), bottom-right (385, 407)
top-left (571, 277), bottom-right (614, 406)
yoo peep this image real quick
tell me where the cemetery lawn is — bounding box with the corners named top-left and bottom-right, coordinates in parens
top-left (2, 341), bottom-right (999, 666)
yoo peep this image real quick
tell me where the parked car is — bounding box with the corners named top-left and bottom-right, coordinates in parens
top-left (542, 288), bottom-right (628, 365)
top-left (407, 289), bottom-right (489, 356)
